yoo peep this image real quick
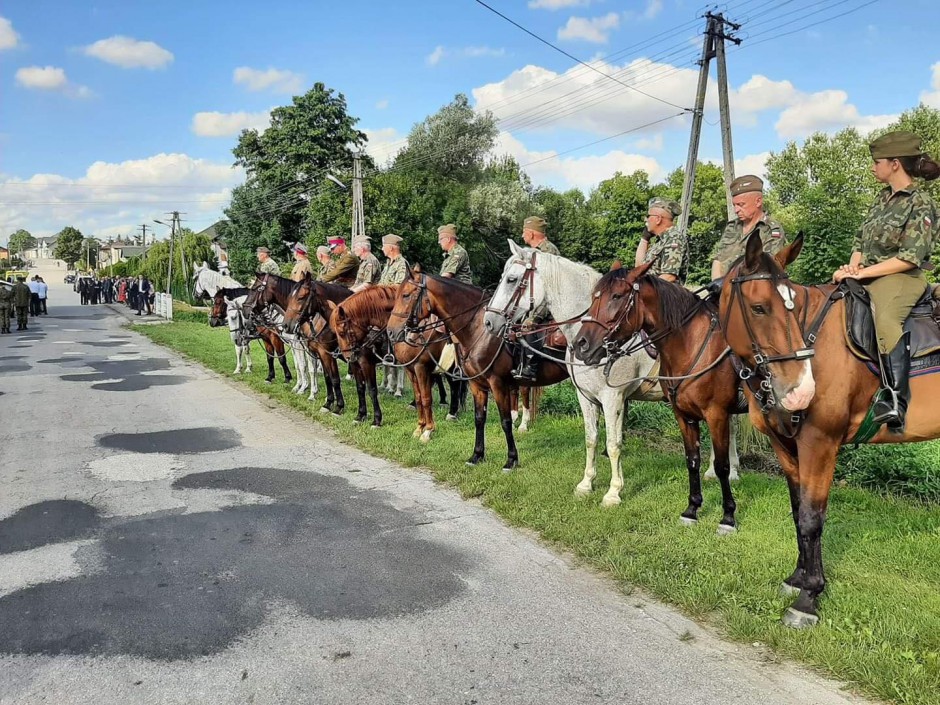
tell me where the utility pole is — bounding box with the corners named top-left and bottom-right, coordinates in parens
top-left (173, 212), bottom-right (187, 291)
top-left (138, 223), bottom-right (150, 246)
top-left (678, 12), bottom-right (742, 238)
top-left (165, 213), bottom-right (175, 294)
top-left (350, 152), bottom-right (365, 243)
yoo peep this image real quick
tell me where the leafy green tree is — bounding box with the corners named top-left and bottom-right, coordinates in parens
top-left (585, 171), bottom-right (655, 272)
top-left (7, 229), bottom-right (35, 258)
top-left (532, 187), bottom-right (591, 262)
top-left (81, 237), bottom-right (100, 270)
top-left (140, 230), bottom-right (215, 297)
top-left (53, 226), bottom-right (84, 268)
top-left (468, 178), bottom-right (532, 284)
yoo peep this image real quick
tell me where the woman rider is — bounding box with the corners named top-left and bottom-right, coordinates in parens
top-left (833, 130), bottom-right (940, 432)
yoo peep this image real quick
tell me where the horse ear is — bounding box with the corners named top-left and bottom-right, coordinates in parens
top-left (630, 259), bottom-right (656, 280)
top-left (744, 230), bottom-right (764, 272)
top-left (610, 260), bottom-right (622, 271)
top-left (325, 300), bottom-right (339, 315)
top-left (508, 239), bottom-right (522, 256)
top-left (413, 263), bottom-right (423, 274)
top-left (775, 231), bottom-right (803, 269)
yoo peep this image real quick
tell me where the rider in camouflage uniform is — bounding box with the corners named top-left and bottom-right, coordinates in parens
top-left (438, 224), bottom-right (472, 284)
top-left (833, 131), bottom-right (940, 433)
top-left (636, 198), bottom-right (686, 282)
top-left (256, 246), bottom-right (281, 276)
top-left (378, 234), bottom-right (409, 285)
top-left (710, 175), bottom-right (787, 279)
top-left (351, 236), bottom-right (381, 291)
top-left (0, 282), bottom-right (13, 333)
top-left (315, 246), bottom-right (334, 281)
top-left (516, 216), bottom-right (563, 381)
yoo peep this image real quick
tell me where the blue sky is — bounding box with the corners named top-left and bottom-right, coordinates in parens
top-left (2, 0), bottom-right (938, 244)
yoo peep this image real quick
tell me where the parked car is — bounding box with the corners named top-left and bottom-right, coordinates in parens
top-left (64, 274), bottom-right (76, 284)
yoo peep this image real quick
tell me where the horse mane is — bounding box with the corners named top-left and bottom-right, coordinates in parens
top-left (338, 285), bottom-right (399, 325)
top-left (534, 251), bottom-right (601, 298)
top-left (220, 287), bottom-right (250, 299)
top-left (600, 268), bottom-right (701, 332)
top-left (423, 272), bottom-right (490, 303)
top-left (199, 268), bottom-right (243, 290)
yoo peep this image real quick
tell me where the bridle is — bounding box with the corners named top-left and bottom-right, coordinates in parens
top-left (484, 251), bottom-right (539, 327)
top-left (579, 279), bottom-right (642, 360)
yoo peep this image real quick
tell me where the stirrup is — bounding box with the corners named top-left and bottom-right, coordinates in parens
top-left (872, 388), bottom-right (901, 425)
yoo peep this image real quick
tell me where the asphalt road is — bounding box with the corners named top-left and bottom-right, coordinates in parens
top-left (0, 275), bottom-right (869, 705)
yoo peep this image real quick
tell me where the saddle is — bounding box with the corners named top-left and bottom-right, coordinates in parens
top-left (842, 279), bottom-right (940, 368)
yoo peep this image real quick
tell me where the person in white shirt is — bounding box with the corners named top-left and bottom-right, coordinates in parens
top-left (27, 277), bottom-right (41, 317)
top-left (37, 277), bottom-right (48, 314)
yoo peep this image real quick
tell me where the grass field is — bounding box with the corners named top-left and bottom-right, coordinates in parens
top-left (136, 320), bottom-right (940, 705)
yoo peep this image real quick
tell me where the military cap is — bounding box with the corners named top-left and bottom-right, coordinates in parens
top-left (730, 175), bottom-right (764, 196)
top-left (328, 236), bottom-right (345, 247)
top-left (382, 233), bottom-right (403, 246)
top-left (293, 243), bottom-right (308, 255)
top-left (648, 197), bottom-right (681, 218)
top-left (437, 224), bottom-right (457, 239)
top-left (256, 246), bottom-right (271, 254)
top-left (352, 235), bottom-right (371, 245)
top-left (870, 131), bottom-right (924, 160)
top-left (523, 216), bottom-right (548, 234)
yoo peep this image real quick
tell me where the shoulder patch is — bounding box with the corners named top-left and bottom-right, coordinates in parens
top-left (770, 229), bottom-right (782, 238)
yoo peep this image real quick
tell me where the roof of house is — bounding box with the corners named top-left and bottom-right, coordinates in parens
top-left (197, 220), bottom-right (229, 243)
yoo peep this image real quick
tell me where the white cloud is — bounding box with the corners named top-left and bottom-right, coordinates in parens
top-left (919, 62), bottom-right (940, 108)
top-left (0, 153), bottom-right (243, 239)
top-left (528, 0), bottom-right (590, 9)
top-left (643, 0), bottom-right (663, 20)
top-left (634, 133), bottom-right (664, 151)
top-left (557, 13), bottom-right (620, 43)
top-left (14, 65), bottom-right (91, 98)
top-left (495, 131), bottom-right (662, 190)
top-left (375, 99), bottom-right (389, 109)
top-left (233, 66), bottom-right (304, 94)
top-left (363, 127), bottom-right (406, 165)
top-left (774, 90), bottom-right (896, 139)
top-left (0, 16), bottom-right (20, 51)
top-left (191, 110), bottom-right (272, 137)
top-left (426, 45), bottom-right (505, 66)
top-left (734, 152), bottom-right (771, 181)
top-left (84, 35), bottom-right (173, 69)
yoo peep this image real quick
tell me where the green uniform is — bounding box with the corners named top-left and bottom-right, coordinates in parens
top-left (711, 215), bottom-right (786, 274)
top-left (535, 238), bottom-right (560, 256)
top-left (0, 285), bottom-right (12, 332)
top-left (12, 282), bottom-right (30, 329)
top-left (440, 243), bottom-right (472, 284)
top-left (355, 252), bottom-right (381, 286)
top-left (855, 184), bottom-right (940, 352)
top-left (317, 260), bottom-right (335, 282)
top-left (257, 258), bottom-right (280, 276)
top-left (321, 250), bottom-right (360, 287)
top-left (643, 225), bottom-right (687, 280)
top-left (379, 255), bottom-right (409, 285)
top-left (290, 258), bottom-right (314, 282)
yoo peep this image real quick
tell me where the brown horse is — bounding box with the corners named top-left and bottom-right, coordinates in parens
top-left (260, 272), bottom-right (352, 415)
top-left (209, 287), bottom-right (292, 384)
top-left (720, 231), bottom-right (940, 627)
top-left (572, 260), bottom-right (740, 532)
top-left (327, 285), bottom-right (465, 434)
top-left (388, 267), bottom-right (567, 470)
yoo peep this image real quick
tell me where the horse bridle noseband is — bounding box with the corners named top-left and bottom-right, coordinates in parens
top-left (580, 281), bottom-right (642, 359)
top-left (484, 252), bottom-right (539, 326)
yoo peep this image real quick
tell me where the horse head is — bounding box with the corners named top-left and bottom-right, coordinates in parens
top-left (388, 265), bottom-right (429, 343)
top-left (719, 230), bottom-right (815, 412)
top-left (326, 300), bottom-right (359, 360)
top-left (574, 260), bottom-right (655, 365)
top-left (209, 290), bottom-right (228, 328)
top-left (483, 240), bottom-right (544, 338)
top-left (283, 273), bottom-right (315, 334)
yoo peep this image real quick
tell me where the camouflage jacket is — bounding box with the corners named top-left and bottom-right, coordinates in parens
top-left (854, 184), bottom-right (940, 268)
top-left (355, 252), bottom-right (381, 286)
top-left (440, 243), bottom-right (473, 284)
top-left (643, 225), bottom-right (687, 280)
top-left (711, 214), bottom-right (786, 273)
top-left (0, 285), bottom-right (12, 308)
top-left (321, 250), bottom-right (360, 287)
top-left (379, 255), bottom-right (409, 285)
top-left (257, 258), bottom-right (280, 276)
top-left (12, 282), bottom-right (31, 307)
top-left (535, 238), bottom-right (560, 256)
top-left (290, 258), bottom-right (314, 282)
top-left (316, 260), bottom-right (335, 281)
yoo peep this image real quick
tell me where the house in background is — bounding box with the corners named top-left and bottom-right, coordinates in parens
top-left (0, 246), bottom-right (9, 261)
top-left (23, 236), bottom-right (58, 260)
top-left (197, 220), bottom-right (230, 274)
top-left (97, 236), bottom-right (150, 269)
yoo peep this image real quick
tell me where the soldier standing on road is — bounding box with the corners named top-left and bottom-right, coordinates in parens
top-left (290, 243), bottom-right (314, 282)
top-left (515, 216), bottom-right (559, 381)
top-left (256, 246), bottom-right (281, 276)
top-left (12, 276), bottom-right (31, 331)
top-left (0, 282), bottom-right (13, 334)
top-left (320, 237), bottom-right (360, 287)
top-left (636, 198), bottom-right (687, 283)
top-left (350, 236), bottom-right (381, 292)
top-left (710, 175), bottom-right (787, 280)
top-left (438, 224), bottom-right (472, 284)
top-left (378, 234), bottom-right (409, 285)
top-left (833, 131), bottom-right (940, 433)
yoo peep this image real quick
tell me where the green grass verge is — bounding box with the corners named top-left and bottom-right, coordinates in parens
top-left (136, 321), bottom-right (940, 705)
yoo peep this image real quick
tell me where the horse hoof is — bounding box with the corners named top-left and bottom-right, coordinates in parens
top-left (352, 420), bottom-right (361, 426)
top-left (779, 582), bottom-right (801, 598)
top-left (446, 414), bottom-right (458, 421)
top-left (501, 464), bottom-right (517, 474)
top-left (319, 407), bottom-right (330, 414)
top-left (679, 516), bottom-right (698, 527)
top-left (265, 380), bottom-right (273, 385)
top-left (716, 523), bottom-right (737, 536)
top-left (781, 607), bottom-right (819, 629)
top-left (573, 484), bottom-right (592, 498)
top-left (600, 495), bottom-right (621, 508)
top-left (394, 392), bottom-right (402, 398)
top-left (518, 425), bottom-right (529, 434)
top-left (371, 424), bottom-right (380, 430)
top-left (466, 457), bottom-right (481, 466)
top-left (420, 430), bottom-right (432, 444)
top-left (412, 427), bottom-right (423, 438)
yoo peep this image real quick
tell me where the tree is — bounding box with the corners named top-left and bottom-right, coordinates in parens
top-left (585, 171), bottom-right (655, 272)
top-left (81, 237), bottom-right (101, 270)
top-left (53, 226), bottom-right (84, 269)
top-left (7, 229), bottom-right (35, 258)
top-left (533, 187), bottom-right (591, 263)
top-left (139, 230), bottom-right (215, 298)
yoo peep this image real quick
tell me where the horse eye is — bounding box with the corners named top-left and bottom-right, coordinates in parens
top-left (612, 293), bottom-right (622, 300)
top-left (507, 275), bottom-right (518, 283)
top-left (751, 304), bottom-right (768, 315)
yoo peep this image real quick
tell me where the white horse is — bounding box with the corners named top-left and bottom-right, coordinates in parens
top-left (484, 243), bottom-right (663, 507)
top-left (192, 263), bottom-right (320, 399)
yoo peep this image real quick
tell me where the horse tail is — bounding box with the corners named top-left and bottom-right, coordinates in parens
top-left (526, 385), bottom-right (542, 423)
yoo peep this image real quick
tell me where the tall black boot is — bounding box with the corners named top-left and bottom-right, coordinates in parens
top-left (872, 332), bottom-right (911, 433)
top-left (515, 333), bottom-right (543, 382)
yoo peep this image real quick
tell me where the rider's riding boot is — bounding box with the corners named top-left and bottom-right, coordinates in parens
top-left (515, 334), bottom-right (543, 382)
top-left (872, 332), bottom-right (911, 433)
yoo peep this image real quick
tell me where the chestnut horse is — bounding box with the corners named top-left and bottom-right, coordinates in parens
top-left (248, 272), bottom-right (351, 414)
top-left (327, 285), bottom-right (465, 435)
top-left (720, 231), bottom-right (940, 627)
top-left (388, 268), bottom-right (567, 471)
top-left (208, 287), bottom-right (291, 383)
top-left (572, 260), bottom-right (741, 531)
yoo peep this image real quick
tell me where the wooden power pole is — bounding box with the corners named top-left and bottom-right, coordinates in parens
top-left (350, 152), bottom-right (365, 243)
top-left (678, 12), bottom-right (742, 238)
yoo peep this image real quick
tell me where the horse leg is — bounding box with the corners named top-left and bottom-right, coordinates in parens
top-left (407, 367), bottom-right (424, 438)
top-left (518, 386), bottom-right (532, 433)
top-left (263, 340), bottom-right (276, 383)
top-left (674, 415), bottom-right (704, 525)
top-left (511, 387), bottom-right (521, 423)
top-left (492, 380), bottom-right (519, 472)
top-left (245, 341), bottom-right (252, 374)
top-left (318, 351), bottom-right (335, 413)
top-left (705, 415), bottom-right (741, 481)
top-left (275, 340), bottom-right (292, 384)
top-left (365, 358), bottom-right (382, 427)
top-left (704, 410), bottom-right (738, 534)
top-left (447, 378), bottom-right (461, 419)
top-left (351, 360), bottom-right (367, 423)
top-left (306, 352), bottom-right (319, 400)
top-left (233, 344), bottom-right (244, 374)
top-left (419, 365), bottom-right (436, 443)
top-left (573, 389), bottom-right (600, 498)
top-left (290, 345), bottom-right (304, 394)
top-left (467, 383), bottom-right (488, 466)
top-left (600, 394), bottom-right (628, 508)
